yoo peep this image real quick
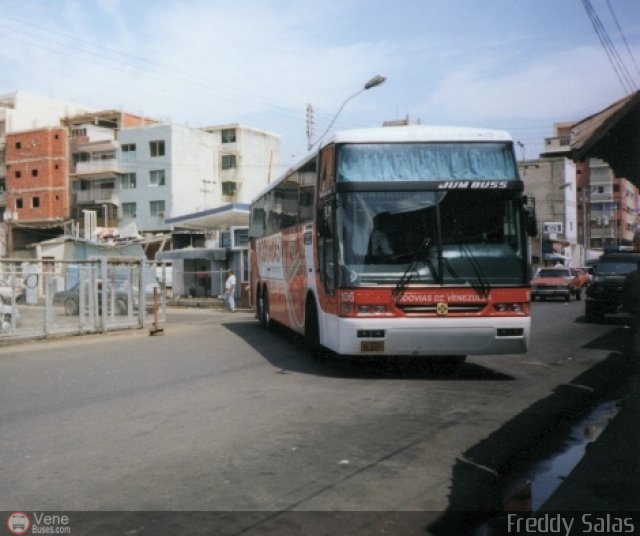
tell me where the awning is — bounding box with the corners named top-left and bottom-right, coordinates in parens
top-left (166, 203), bottom-right (250, 231)
top-left (156, 247), bottom-right (226, 261)
top-left (570, 90), bottom-right (640, 185)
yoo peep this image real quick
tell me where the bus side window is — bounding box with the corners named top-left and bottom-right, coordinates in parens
top-left (249, 199), bottom-right (266, 238)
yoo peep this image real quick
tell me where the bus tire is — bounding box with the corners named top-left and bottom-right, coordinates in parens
top-left (304, 298), bottom-right (322, 358)
top-left (259, 285), bottom-right (272, 330)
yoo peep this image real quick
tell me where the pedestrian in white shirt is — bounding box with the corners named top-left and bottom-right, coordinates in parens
top-left (225, 270), bottom-right (237, 312)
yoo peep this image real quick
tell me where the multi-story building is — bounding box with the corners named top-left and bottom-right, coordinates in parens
top-left (1, 92), bottom-right (281, 258)
top-left (520, 156), bottom-right (578, 268)
top-left (202, 123), bottom-right (281, 206)
top-left (65, 113), bottom-right (280, 237)
top-left (540, 122), bottom-right (639, 262)
top-left (0, 91), bottom-right (92, 255)
top-left (5, 127), bottom-right (69, 246)
top-left (588, 159), bottom-right (639, 250)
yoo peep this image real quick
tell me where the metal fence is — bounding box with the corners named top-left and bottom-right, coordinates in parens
top-left (0, 258), bottom-right (168, 342)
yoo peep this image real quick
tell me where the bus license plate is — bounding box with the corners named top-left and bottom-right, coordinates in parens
top-left (361, 341), bottom-right (384, 352)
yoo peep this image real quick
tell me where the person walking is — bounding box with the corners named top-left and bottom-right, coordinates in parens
top-left (225, 269), bottom-right (237, 313)
top-left (622, 259), bottom-right (640, 356)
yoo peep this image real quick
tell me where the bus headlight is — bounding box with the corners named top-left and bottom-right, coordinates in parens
top-left (358, 304), bottom-right (387, 315)
top-left (493, 303), bottom-right (524, 313)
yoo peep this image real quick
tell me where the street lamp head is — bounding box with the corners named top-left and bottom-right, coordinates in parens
top-left (309, 75), bottom-right (388, 150)
top-left (364, 75), bottom-right (386, 90)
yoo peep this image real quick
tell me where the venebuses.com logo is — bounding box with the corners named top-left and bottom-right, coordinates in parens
top-left (6, 512), bottom-right (71, 534)
top-left (6, 512), bottom-right (30, 535)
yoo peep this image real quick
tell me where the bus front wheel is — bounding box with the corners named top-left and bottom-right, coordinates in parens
top-left (304, 299), bottom-right (322, 358)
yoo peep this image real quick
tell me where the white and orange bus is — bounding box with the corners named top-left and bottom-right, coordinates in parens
top-left (249, 125), bottom-right (535, 362)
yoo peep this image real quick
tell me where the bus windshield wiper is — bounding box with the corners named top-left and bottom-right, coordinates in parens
top-left (450, 232), bottom-right (491, 297)
top-left (393, 235), bottom-right (433, 298)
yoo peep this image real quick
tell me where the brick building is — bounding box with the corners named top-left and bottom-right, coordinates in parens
top-left (5, 127), bottom-right (69, 253)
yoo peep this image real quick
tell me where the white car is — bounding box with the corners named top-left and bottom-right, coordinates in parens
top-left (0, 303), bottom-right (21, 330)
top-left (0, 278), bottom-right (26, 304)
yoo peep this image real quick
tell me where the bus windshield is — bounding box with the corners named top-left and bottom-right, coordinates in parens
top-left (337, 189), bottom-right (527, 287)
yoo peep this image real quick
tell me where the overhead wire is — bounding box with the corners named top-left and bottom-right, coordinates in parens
top-left (605, 0), bottom-right (640, 83)
top-left (580, 0), bottom-right (637, 94)
top-left (0, 13), bottom-right (311, 129)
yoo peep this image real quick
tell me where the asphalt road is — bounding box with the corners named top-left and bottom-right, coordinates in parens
top-left (0, 299), bottom-right (633, 531)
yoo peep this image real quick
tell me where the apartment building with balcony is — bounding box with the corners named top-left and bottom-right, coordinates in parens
top-left (64, 110), bottom-right (157, 233)
top-left (539, 121), bottom-right (639, 261)
top-left (65, 113), bottom-right (280, 238)
top-left (587, 159), bottom-right (639, 250)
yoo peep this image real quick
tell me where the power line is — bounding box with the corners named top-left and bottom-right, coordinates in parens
top-left (605, 0), bottom-right (640, 82)
top-left (580, 0), bottom-right (637, 94)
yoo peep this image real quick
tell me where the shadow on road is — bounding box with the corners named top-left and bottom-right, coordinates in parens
top-left (427, 350), bottom-right (638, 535)
top-left (222, 319), bottom-right (515, 382)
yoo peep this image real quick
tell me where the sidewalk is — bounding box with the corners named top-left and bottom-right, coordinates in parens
top-left (166, 296), bottom-right (252, 312)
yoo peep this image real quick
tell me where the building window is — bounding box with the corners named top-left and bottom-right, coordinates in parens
top-left (15, 141), bottom-right (21, 150)
top-left (221, 154), bottom-right (237, 170)
top-left (121, 143), bottom-right (136, 153)
top-left (121, 173), bottom-right (137, 189)
top-left (16, 198), bottom-right (23, 209)
top-left (150, 140), bottom-right (165, 157)
top-left (15, 170), bottom-right (21, 179)
top-left (122, 202), bottom-right (136, 218)
top-left (150, 200), bottom-right (165, 217)
top-left (149, 169), bottom-right (166, 186)
top-left (31, 197), bottom-right (40, 208)
top-left (221, 128), bottom-right (236, 143)
top-left (93, 151), bottom-right (115, 161)
top-left (222, 181), bottom-right (237, 196)
top-left (71, 128), bottom-right (87, 138)
top-left (32, 169), bottom-right (38, 177)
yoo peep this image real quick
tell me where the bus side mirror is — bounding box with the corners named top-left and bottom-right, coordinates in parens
top-left (525, 206), bottom-right (538, 237)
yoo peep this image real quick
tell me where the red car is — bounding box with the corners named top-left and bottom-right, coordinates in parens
top-left (531, 267), bottom-right (582, 302)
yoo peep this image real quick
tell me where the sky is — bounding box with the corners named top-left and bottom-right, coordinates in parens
top-left (1, 0), bottom-right (640, 175)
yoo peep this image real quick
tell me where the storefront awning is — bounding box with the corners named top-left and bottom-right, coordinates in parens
top-left (166, 203), bottom-right (250, 231)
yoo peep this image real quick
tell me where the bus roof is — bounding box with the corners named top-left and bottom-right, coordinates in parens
top-left (324, 125), bottom-right (513, 145)
top-left (252, 125), bottom-right (515, 203)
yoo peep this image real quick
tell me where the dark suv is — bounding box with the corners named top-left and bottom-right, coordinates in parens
top-left (585, 252), bottom-right (640, 322)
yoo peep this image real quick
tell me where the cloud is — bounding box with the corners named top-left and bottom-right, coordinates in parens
top-left (418, 46), bottom-right (634, 125)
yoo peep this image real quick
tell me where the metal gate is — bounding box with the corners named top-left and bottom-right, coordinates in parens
top-left (0, 258), bottom-right (168, 341)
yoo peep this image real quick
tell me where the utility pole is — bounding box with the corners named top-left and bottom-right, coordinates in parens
top-left (306, 104), bottom-right (315, 151)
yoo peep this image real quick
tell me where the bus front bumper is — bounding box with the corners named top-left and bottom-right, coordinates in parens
top-left (327, 316), bottom-right (530, 356)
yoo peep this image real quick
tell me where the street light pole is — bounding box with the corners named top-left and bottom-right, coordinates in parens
top-left (310, 75), bottom-right (386, 149)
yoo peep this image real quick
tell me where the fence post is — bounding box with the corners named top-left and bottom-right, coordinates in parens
top-left (100, 258), bottom-right (108, 333)
top-left (43, 271), bottom-right (52, 337)
top-left (138, 260), bottom-right (146, 329)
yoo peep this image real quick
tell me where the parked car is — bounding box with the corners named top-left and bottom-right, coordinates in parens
top-left (531, 267), bottom-right (582, 301)
top-left (585, 252), bottom-right (640, 322)
top-left (0, 303), bottom-right (21, 330)
top-left (53, 281), bottom-right (157, 316)
top-left (0, 278), bottom-right (26, 304)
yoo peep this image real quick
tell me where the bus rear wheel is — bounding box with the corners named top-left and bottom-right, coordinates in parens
top-left (258, 286), bottom-right (272, 330)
